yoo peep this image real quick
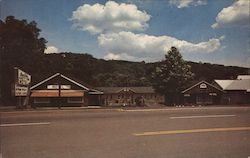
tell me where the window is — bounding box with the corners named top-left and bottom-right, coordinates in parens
top-left (184, 94), bottom-right (190, 97)
top-left (61, 85), bottom-right (71, 89)
top-left (47, 85), bottom-right (59, 89)
top-left (34, 98), bottom-right (50, 104)
top-left (68, 97), bottom-right (84, 103)
top-left (209, 93), bottom-right (217, 96)
top-left (47, 85), bottom-right (71, 89)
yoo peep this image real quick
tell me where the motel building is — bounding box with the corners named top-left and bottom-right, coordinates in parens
top-left (181, 80), bottom-right (224, 105)
top-left (181, 75), bottom-right (250, 105)
top-left (30, 73), bottom-right (164, 107)
top-left (29, 73), bottom-right (250, 107)
top-left (30, 73), bottom-right (103, 107)
top-left (213, 75), bottom-right (250, 104)
top-left (96, 87), bottom-right (165, 106)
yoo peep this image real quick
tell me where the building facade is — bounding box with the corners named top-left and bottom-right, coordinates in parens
top-left (30, 73), bottom-right (249, 107)
top-left (214, 75), bottom-right (250, 104)
top-left (30, 73), bottom-right (164, 107)
top-left (96, 87), bottom-right (165, 106)
top-left (30, 73), bottom-right (102, 107)
top-left (182, 75), bottom-right (250, 105)
top-left (181, 80), bottom-right (224, 105)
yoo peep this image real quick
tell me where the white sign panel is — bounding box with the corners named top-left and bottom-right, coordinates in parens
top-left (17, 69), bottom-right (31, 85)
top-left (15, 85), bottom-right (29, 96)
top-left (13, 68), bottom-right (31, 97)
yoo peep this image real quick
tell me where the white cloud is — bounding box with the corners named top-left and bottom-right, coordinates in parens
top-left (212, 0), bottom-right (250, 29)
top-left (98, 31), bottom-right (223, 61)
top-left (70, 1), bottom-right (150, 34)
top-left (169, 0), bottom-right (207, 8)
top-left (44, 46), bottom-right (59, 54)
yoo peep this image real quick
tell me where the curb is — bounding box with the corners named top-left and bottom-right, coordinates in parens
top-left (1, 105), bottom-right (250, 113)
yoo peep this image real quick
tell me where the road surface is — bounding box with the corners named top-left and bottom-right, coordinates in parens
top-left (1, 107), bottom-right (250, 158)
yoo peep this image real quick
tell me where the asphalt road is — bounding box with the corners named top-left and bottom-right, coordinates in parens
top-left (1, 107), bottom-right (250, 158)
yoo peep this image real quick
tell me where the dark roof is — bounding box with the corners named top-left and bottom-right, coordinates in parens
top-left (182, 80), bottom-right (224, 93)
top-left (96, 87), bottom-right (155, 94)
top-left (30, 73), bottom-right (90, 90)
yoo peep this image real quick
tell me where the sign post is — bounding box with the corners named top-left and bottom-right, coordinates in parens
top-left (13, 68), bottom-right (31, 109)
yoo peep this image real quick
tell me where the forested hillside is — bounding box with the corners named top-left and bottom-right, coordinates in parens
top-left (29, 52), bottom-right (249, 87)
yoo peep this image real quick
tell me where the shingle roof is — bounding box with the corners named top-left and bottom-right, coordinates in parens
top-left (96, 87), bottom-right (155, 94)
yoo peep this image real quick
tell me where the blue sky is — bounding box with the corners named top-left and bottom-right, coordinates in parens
top-left (1, 0), bottom-right (249, 67)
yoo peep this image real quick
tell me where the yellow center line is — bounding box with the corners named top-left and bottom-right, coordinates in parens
top-left (0, 122), bottom-right (51, 127)
top-left (133, 127), bottom-right (250, 136)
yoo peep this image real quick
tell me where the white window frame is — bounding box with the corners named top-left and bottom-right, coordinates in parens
top-left (34, 98), bottom-right (50, 104)
top-left (67, 97), bottom-right (84, 103)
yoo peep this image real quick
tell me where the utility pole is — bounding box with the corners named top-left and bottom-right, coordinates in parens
top-left (58, 74), bottom-right (61, 109)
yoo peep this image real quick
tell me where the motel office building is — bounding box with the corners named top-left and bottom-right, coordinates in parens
top-left (30, 73), bottom-right (103, 107)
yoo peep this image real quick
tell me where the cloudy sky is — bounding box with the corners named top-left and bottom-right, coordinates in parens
top-left (1, 0), bottom-right (250, 67)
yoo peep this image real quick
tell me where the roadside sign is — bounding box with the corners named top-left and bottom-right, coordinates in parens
top-left (16, 68), bottom-right (31, 85)
top-left (15, 85), bottom-right (29, 96)
top-left (14, 68), bottom-right (31, 97)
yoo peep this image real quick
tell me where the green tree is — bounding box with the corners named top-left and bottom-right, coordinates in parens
top-left (152, 47), bottom-right (194, 105)
top-left (0, 16), bottom-right (47, 104)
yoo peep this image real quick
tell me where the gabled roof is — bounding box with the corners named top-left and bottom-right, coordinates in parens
top-left (96, 87), bottom-right (155, 94)
top-left (182, 80), bottom-right (224, 93)
top-left (88, 89), bottom-right (104, 95)
top-left (214, 80), bottom-right (235, 89)
top-left (215, 79), bottom-right (250, 91)
top-left (30, 73), bottom-right (90, 90)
